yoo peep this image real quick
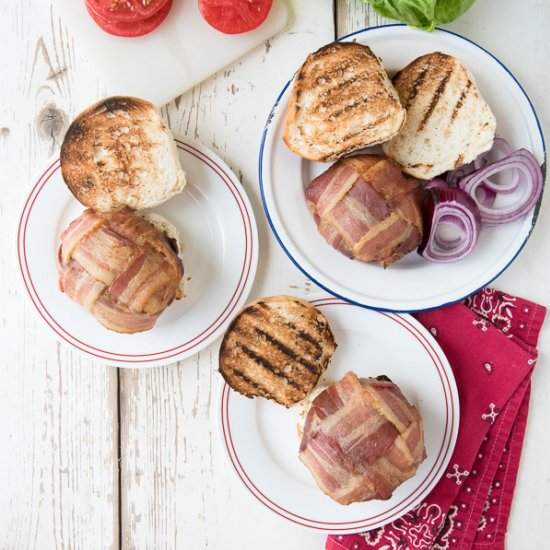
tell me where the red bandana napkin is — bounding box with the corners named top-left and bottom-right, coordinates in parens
top-left (326, 288), bottom-right (546, 550)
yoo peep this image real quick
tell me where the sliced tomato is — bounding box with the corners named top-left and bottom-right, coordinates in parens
top-left (86, 0), bottom-right (170, 23)
top-left (86, 0), bottom-right (172, 37)
top-left (198, 0), bottom-right (273, 34)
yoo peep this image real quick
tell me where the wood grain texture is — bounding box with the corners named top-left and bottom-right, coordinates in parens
top-left (0, 1), bottom-right (118, 549)
top-left (119, 2), bottom-right (335, 548)
top-left (2, 0), bottom-right (550, 549)
top-left (336, 0), bottom-right (388, 37)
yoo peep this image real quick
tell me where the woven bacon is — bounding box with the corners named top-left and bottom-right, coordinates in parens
top-left (299, 372), bottom-right (426, 505)
top-left (305, 155), bottom-right (423, 267)
top-left (58, 209), bottom-right (183, 334)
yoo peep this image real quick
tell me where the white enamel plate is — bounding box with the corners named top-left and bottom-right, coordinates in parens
top-left (17, 136), bottom-right (258, 368)
top-left (219, 294), bottom-right (459, 533)
top-left (260, 26), bottom-right (546, 312)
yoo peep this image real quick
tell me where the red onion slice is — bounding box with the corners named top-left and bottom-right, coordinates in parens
top-left (424, 178), bottom-right (447, 190)
top-left (446, 162), bottom-right (477, 186)
top-left (475, 184), bottom-right (497, 208)
top-left (459, 149), bottom-right (543, 225)
top-left (446, 137), bottom-right (511, 186)
top-left (419, 186), bottom-right (481, 263)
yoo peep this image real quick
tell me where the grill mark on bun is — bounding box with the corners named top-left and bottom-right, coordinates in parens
top-left (240, 302), bottom-right (325, 366)
top-left (328, 91), bottom-right (386, 120)
top-left (268, 315), bottom-right (324, 360)
top-left (404, 67), bottom-right (429, 108)
top-left (284, 321), bottom-right (323, 352)
top-left (418, 67), bottom-right (454, 131)
top-left (237, 343), bottom-right (304, 390)
top-left (317, 70), bottom-right (372, 107)
top-left (218, 296), bottom-right (336, 407)
top-left (451, 80), bottom-right (473, 123)
top-left (283, 42), bottom-right (406, 163)
top-left (228, 367), bottom-right (275, 400)
top-left (343, 114), bottom-right (392, 139)
top-left (254, 327), bottom-right (320, 376)
top-left (409, 162), bottom-right (433, 169)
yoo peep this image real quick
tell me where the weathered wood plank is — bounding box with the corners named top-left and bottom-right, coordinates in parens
top-left (2, 0), bottom-right (550, 549)
top-left (0, 1), bottom-right (119, 548)
top-left (336, 0), bottom-right (388, 38)
top-left (119, 1), bottom-right (335, 548)
top-left (331, 3), bottom-right (550, 549)
top-left (120, 0), bottom-right (550, 548)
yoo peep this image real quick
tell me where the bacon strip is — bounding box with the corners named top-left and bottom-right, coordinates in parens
top-left (299, 372), bottom-right (426, 505)
top-left (305, 155), bottom-right (423, 267)
top-left (58, 209), bottom-right (183, 334)
top-left (59, 259), bottom-right (105, 311)
top-left (59, 210), bottom-right (105, 264)
top-left (92, 296), bottom-right (160, 334)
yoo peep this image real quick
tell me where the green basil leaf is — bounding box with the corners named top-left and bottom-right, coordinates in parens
top-left (434, 0), bottom-right (477, 24)
top-left (363, 0), bottom-right (476, 31)
top-left (368, 0), bottom-right (437, 30)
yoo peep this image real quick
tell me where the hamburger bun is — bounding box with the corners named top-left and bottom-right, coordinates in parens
top-left (283, 42), bottom-right (406, 163)
top-left (138, 212), bottom-right (185, 258)
top-left (219, 296), bottom-right (337, 407)
top-left (60, 96), bottom-right (186, 212)
top-left (382, 52), bottom-right (496, 179)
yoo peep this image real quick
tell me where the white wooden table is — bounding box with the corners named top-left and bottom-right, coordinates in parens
top-left (1, 1), bottom-right (549, 548)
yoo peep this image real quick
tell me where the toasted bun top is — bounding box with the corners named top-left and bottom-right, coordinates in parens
top-left (60, 96), bottom-right (186, 212)
top-left (219, 295), bottom-right (336, 407)
top-left (138, 212), bottom-right (190, 299)
top-left (283, 42), bottom-right (406, 163)
top-left (138, 212), bottom-right (184, 258)
top-left (382, 52), bottom-right (496, 179)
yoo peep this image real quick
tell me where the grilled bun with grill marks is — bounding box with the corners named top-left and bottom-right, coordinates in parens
top-left (60, 96), bottom-right (186, 212)
top-left (283, 42), bottom-right (406, 162)
top-left (219, 296), bottom-right (337, 407)
top-left (382, 52), bottom-right (496, 179)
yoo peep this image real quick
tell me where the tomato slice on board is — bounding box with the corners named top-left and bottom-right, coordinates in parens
top-left (198, 0), bottom-right (273, 34)
top-left (86, 0), bottom-right (173, 37)
top-left (86, 0), bottom-right (170, 22)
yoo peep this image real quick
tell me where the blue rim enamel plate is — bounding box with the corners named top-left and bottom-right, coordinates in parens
top-left (17, 135), bottom-right (258, 368)
top-left (218, 293), bottom-right (459, 533)
top-left (259, 25), bottom-right (546, 312)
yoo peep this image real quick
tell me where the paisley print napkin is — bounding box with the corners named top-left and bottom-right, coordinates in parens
top-left (326, 288), bottom-right (546, 550)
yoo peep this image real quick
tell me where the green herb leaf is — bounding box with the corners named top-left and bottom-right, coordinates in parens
top-left (363, 0), bottom-right (476, 31)
top-left (434, 0), bottom-right (477, 24)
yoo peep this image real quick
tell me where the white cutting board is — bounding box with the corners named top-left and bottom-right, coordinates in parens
top-left (54, 0), bottom-right (288, 106)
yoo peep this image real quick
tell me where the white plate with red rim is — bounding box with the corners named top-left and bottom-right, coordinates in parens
top-left (218, 293), bottom-right (459, 533)
top-left (17, 135), bottom-right (258, 368)
top-left (259, 25), bottom-right (546, 312)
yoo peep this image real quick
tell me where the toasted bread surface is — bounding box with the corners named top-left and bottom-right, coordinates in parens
top-left (283, 42), bottom-right (406, 162)
top-left (219, 296), bottom-right (336, 407)
top-left (61, 96), bottom-right (186, 212)
top-left (138, 212), bottom-right (184, 258)
top-left (382, 52), bottom-right (496, 179)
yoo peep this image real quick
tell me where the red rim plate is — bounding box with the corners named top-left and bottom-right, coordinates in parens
top-left (17, 138), bottom-right (258, 367)
top-left (219, 297), bottom-right (458, 532)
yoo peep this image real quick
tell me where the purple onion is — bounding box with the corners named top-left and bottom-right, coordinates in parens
top-left (419, 186), bottom-right (481, 263)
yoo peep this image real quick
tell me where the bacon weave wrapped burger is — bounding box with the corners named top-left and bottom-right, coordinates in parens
top-left (58, 210), bottom-right (184, 334)
top-left (305, 155), bottom-right (423, 267)
top-left (298, 372), bottom-right (426, 504)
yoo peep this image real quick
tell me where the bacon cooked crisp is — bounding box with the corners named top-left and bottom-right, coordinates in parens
top-left (305, 155), bottom-right (423, 267)
top-left (299, 372), bottom-right (426, 505)
top-left (58, 209), bottom-right (183, 334)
